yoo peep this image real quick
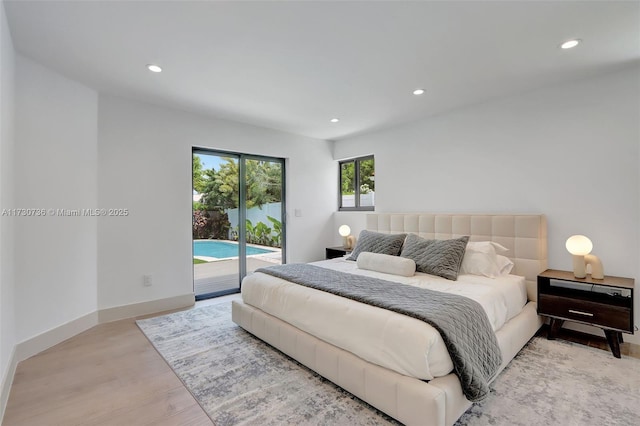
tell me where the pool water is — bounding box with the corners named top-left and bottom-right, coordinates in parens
top-left (193, 240), bottom-right (274, 259)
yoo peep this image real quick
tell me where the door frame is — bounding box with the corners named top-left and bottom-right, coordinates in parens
top-left (192, 147), bottom-right (286, 298)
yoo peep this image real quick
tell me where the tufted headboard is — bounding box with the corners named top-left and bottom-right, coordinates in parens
top-left (366, 213), bottom-right (548, 302)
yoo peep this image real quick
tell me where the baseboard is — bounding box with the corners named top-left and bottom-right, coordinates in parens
top-left (97, 293), bottom-right (195, 323)
top-left (562, 321), bottom-right (640, 345)
top-left (14, 311), bottom-right (99, 364)
top-left (2, 312), bottom-right (99, 423)
top-left (623, 332), bottom-right (639, 345)
top-left (1, 292), bottom-right (194, 422)
top-left (0, 346), bottom-right (17, 424)
top-left (8, 292), bottom-right (194, 369)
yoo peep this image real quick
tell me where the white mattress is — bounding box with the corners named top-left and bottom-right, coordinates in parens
top-left (241, 257), bottom-right (527, 380)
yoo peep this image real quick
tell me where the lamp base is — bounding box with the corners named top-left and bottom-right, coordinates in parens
top-left (585, 254), bottom-right (604, 279)
top-left (572, 255), bottom-right (586, 279)
top-left (343, 235), bottom-right (355, 250)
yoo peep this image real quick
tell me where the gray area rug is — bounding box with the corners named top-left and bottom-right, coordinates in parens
top-left (137, 303), bottom-right (640, 426)
top-left (457, 333), bottom-right (640, 426)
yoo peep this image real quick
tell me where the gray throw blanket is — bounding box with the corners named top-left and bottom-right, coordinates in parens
top-left (256, 263), bottom-right (502, 402)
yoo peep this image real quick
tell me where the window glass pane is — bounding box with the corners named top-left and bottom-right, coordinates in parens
top-left (244, 159), bottom-right (283, 277)
top-left (340, 161), bottom-right (355, 207)
top-left (192, 153), bottom-right (239, 297)
top-left (359, 158), bottom-right (375, 207)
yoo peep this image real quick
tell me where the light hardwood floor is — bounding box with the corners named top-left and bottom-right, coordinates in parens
top-left (3, 295), bottom-right (639, 425)
top-left (2, 295), bottom-right (240, 426)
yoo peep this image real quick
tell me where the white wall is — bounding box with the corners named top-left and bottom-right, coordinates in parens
top-left (13, 55), bottom-right (98, 342)
top-left (0, 0), bottom-right (16, 400)
top-left (97, 95), bottom-right (335, 310)
top-left (334, 66), bottom-right (640, 340)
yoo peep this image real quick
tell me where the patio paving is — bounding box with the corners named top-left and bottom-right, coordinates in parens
top-left (194, 252), bottom-right (281, 295)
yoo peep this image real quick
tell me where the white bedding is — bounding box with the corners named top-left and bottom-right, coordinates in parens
top-left (241, 256), bottom-right (527, 380)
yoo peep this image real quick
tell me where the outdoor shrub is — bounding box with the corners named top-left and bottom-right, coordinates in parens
top-left (192, 210), bottom-right (211, 239)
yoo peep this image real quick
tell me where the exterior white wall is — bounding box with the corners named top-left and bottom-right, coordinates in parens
top-left (334, 65), bottom-right (640, 341)
top-left (0, 0), bottom-right (16, 397)
top-left (97, 95), bottom-right (335, 310)
top-left (13, 55), bottom-right (98, 342)
top-left (227, 202), bottom-right (282, 239)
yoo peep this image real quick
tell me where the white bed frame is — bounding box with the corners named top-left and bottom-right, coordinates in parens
top-left (232, 214), bottom-right (547, 426)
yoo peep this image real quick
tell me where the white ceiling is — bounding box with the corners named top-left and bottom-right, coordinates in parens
top-left (4, 0), bottom-right (639, 141)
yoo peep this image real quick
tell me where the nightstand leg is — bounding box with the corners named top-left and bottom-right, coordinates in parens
top-left (618, 333), bottom-right (624, 344)
top-left (547, 318), bottom-right (564, 340)
top-left (604, 330), bottom-right (622, 359)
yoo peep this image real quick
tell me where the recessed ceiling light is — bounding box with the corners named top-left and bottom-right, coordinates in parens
top-left (413, 89), bottom-right (425, 95)
top-left (330, 118), bottom-right (340, 123)
top-left (147, 64), bottom-right (162, 73)
top-left (560, 39), bottom-right (581, 49)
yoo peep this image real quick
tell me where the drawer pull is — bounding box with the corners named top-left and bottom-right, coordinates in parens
top-left (568, 309), bottom-right (594, 317)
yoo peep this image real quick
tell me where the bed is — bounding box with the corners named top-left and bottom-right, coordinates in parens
top-left (232, 213), bottom-right (547, 425)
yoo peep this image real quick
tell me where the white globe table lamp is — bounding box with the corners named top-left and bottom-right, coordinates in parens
top-left (565, 235), bottom-right (604, 279)
top-left (338, 225), bottom-right (355, 250)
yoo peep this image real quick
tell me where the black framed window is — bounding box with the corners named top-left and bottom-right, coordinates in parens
top-left (339, 155), bottom-right (374, 211)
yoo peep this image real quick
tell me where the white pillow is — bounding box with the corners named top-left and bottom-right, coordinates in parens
top-left (496, 255), bottom-right (514, 275)
top-left (356, 252), bottom-right (416, 277)
top-left (468, 241), bottom-right (509, 254)
top-left (460, 241), bottom-right (510, 278)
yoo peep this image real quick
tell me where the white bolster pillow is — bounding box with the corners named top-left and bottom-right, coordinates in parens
top-left (356, 252), bottom-right (416, 277)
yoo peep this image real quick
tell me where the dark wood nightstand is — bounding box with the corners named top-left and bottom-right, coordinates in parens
top-left (325, 246), bottom-right (352, 259)
top-left (537, 269), bottom-right (635, 358)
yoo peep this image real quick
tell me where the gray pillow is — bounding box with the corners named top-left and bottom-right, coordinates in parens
top-left (400, 234), bottom-right (469, 280)
top-left (346, 230), bottom-right (406, 261)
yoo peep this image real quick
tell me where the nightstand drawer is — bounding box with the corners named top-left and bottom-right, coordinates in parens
top-left (538, 294), bottom-right (632, 332)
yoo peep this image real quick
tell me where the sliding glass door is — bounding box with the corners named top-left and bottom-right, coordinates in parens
top-left (192, 149), bottom-right (285, 299)
top-left (243, 158), bottom-right (284, 276)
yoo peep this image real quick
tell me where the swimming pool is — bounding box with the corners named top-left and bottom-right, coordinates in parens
top-left (193, 240), bottom-right (275, 259)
